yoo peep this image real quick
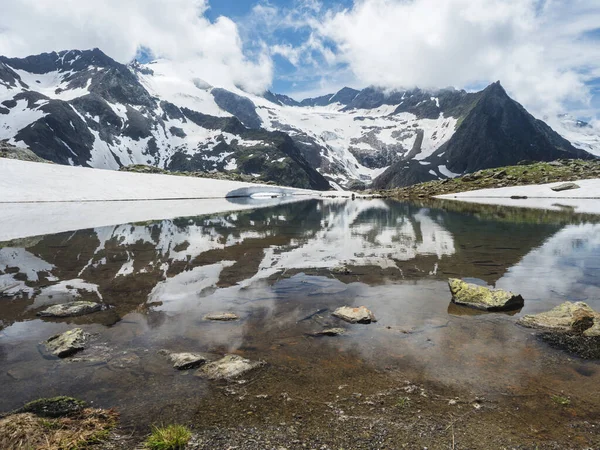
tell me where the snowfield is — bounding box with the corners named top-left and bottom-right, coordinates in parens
top-left (0, 158), bottom-right (346, 241)
top-left (0, 158), bottom-right (322, 203)
top-left (436, 179), bottom-right (600, 214)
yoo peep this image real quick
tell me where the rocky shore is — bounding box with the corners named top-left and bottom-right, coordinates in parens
top-left (370, 159), bottom-right (600, 199)
top-left (4, 281), bottom-right (598, 449)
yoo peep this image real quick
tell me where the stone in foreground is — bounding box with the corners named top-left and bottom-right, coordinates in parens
top-left (203, 312), bottom-right (239, 321)
top-left (448, 279), bottom-right (524, 312)
top-left (551, 182), bottom-right (580, 192)
top-left (37, 301), bottom-right (103, 318)
top-left (166, 352), bottom-right (208, 370)
top-left (518, 302), bottom-right (600, 336)
top-left (44, 328), bottom-right (88, 358)
top-left (195, 355), bottom-right (264, 380)
top-left (333, 306), bottom-right (377, 324)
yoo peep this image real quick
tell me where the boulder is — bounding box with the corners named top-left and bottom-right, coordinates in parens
top-left (448, 279), bottom-right (524, 312)
top-left (195, 355), bottom-right (264, 380)
top-left (37, 301), bottom-right (103, 318)
top-left (44, 328), bottom-right (88, 358)
top-left (332, 306), bottom-right (377, 324)
top-left (203, 312), bottom-right (239, 321)
top-left (518, 302), bottom-right (599, 335)
top-left (164, 352), bottom-right (208, 370)
top-left (551, 182), bottom-right (580, 192)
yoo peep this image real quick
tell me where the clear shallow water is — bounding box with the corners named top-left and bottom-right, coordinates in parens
top-left (1, 198), bottom-right (600, 429)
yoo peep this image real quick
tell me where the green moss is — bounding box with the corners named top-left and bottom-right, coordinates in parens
top-left (145, 424), bottom-right (192, 450)
top-left (19, 396), bottom-right (87, 418)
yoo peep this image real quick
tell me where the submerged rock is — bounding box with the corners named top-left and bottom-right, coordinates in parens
top-left (44, 328), bottom-right (88, 358)
top-left (163, 351), bottom-right (208, 370)
top-left (333, 306), bottom-right (377, 324)
top-left (308, 328), bottom-right (347, 337)
top-left (37, 301), bottom-right (103, 318)
top-left (195, 355), bottom-right (264, 380)
top-left (551, 182), bottom-right (580, 192)
top-left (448, 279), bottom-right (524, 312)
top-left (518, 302), bottom-right (600, 336)
top-left (203, 312), bottom-right (239, 321)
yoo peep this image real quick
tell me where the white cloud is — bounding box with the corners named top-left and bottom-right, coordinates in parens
top-left (0, 0), bottom-right (273, 93)
top-left (283, 0), bottom-right (600, 118)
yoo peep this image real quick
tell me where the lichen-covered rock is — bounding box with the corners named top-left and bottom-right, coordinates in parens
top-left (518, 302), bottom-right (599, 334)
top-left (203, 312), bottom-right (239, 321)
top-left (448, 279), bottom-right (524, 311)
top-left (165, 352), bottom-right (208, 370)
top-left (195, 355), bottom-right (264, 380)
top-left (44, 328), bottom-right (88, 358)
top-left (332, 306), bottom-right (377, 324)
top-left (37, 301), bottom-right (103, 318)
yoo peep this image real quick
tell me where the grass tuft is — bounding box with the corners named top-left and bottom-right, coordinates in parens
top-left (145, 424), bottom-right (192, 450)
top-left (551, 395), bottom-right (571, 406)
top-left (395, 397), bottom-right (411, 409)
top-left (0, 407), bottom-right (118, 449)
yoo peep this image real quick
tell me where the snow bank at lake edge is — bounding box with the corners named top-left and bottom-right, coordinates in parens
top-left (435, 179), bottom-right (600, 214)
top-left (0, 159), bottom-right (328, 203)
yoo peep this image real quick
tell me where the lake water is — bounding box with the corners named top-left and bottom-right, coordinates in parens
top-left (1, 198), bottom-right (600, 440)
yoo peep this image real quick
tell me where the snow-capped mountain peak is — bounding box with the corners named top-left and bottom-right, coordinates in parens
top-left (0, 49), bottom-right (597, 190)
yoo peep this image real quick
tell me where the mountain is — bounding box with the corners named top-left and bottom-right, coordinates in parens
top-left (0, 48), bottom-right (597, 190)
top-left (373, 82), bottom-right (594, 189)
top-left (0, 49), bottom-right (330, 190)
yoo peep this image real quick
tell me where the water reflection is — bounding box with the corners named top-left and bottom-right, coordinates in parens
top-left (1, 199), bottom-right (600, 426)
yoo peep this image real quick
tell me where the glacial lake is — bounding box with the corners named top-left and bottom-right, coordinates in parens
top-left (1, 198), bottom-right (600, 445)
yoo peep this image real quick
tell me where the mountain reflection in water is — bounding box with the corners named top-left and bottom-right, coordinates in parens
top-left (1, 198), bottom-right (599, 428)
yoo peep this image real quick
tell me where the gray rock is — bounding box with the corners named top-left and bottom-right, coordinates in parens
top-left (37, 301), bottom-right (103, 318)
top-left (44, 328), bottom-right (88, 358)
top-left (195, 355), bottom-right (265, 380)
top-left (332, 306), bottom-right (377, 324)
top-left (448, 278), bottom-right (524, 312)
top-left (551, 182), bottom-right (580, 192)
top-left (165, 352), bottom-right (208, 370)
top-left (203, 312), bottom-right (239, 321)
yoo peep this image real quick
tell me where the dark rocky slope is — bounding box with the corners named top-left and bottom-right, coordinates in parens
top-left (373, 82), bottom-right (595, 189)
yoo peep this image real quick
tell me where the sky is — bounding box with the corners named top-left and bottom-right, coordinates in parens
top-left (0, 0), bottom-right (599, 121)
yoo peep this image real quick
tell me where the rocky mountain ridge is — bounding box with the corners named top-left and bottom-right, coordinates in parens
top-left (0, 48), bottom-right (597, 189)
